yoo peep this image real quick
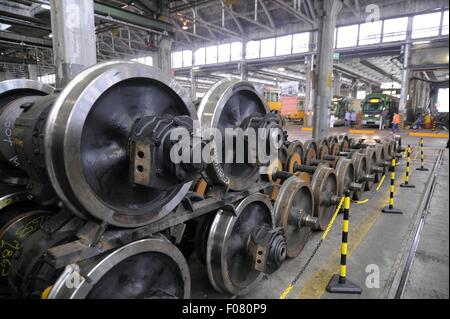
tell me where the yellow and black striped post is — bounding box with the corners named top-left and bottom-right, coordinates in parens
top-left (416, 138), bottom-right (429, 171)
top-left (382, 158), bottom-right (403, 214)
top-left (326, 191), bottom-right (362, 294)
top-left (400, 145), bottom-right (415, 188)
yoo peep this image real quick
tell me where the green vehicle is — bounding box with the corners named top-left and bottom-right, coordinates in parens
top-left (331, 96), bottom-right (352, 126)
top-left (361, 93), bottom-right (399, 128)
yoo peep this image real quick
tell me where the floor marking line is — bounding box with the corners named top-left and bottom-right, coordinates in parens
top-left (295, 171), bottom-right (405, 299)
top-left (295, 206), bottom-right (382, 299)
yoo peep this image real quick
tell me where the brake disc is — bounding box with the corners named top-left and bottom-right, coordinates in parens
top-left (206, 193), bottom-right (274, 296)
top-left (334, 158), bottom-right (356, 197)
top-left (317, 139), bottom-right (330, 160)
top-left (338, 134), bottom-right (350, 152)
top-left (311, 166), bottom-right (338, 231)
top-left (383, 140), bottom-right (395, 161)
top-left (287, 141), bottom-right (305, 164)
top-left (303, 140), bottom-right (318, 165)
top-left (48, 236), bottom-right (190, 299)
top-left (286, 141), bottom-right (304, 173)
top-left (351, 153), bottom-right (372, 196)
top-left (365, 147), bottom-right (382, 184)
top-left (198, 79), bottom-right (268, 191)
top-left (273, 176), bottom-right (314, 258)
top-left (329, 139), bottom-right (341, 156)
top-left (44, 61), bottom-right (196, 228)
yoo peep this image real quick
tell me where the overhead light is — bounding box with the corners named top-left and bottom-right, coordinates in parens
top-left (48, 33), bottom-right (52, 38)
top-left (277, 67), bottom-right (285, 72)
top-left (413, 40), bottom-right (430, 45)
top-left (41, 4), bottom-right (51, 10)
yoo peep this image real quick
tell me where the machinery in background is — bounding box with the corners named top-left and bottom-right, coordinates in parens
top-left (361, 93), bottom-right (399, 128)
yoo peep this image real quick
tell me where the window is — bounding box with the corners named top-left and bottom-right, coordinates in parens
top-left (412, 12), bottom-right (441, 39)
top-left (131, 55), bottom-right (153, 66)
top-left (260, 38), bottom-right (275, 58)
top-left (246, 40), bottom-right (260, 59)
top-left (38, 74), bottom-right (55, 85)
top-left (206, 45), bottom-right (218, 64)
top-left (183, 50), bottom-right (192, 67)
top-left (171, 51), bottom-right (183, 68)
top-left (218, 43), bottom-right (231, 63)
top-left (359, 21), bottom-right (382, 45)
top-left (442, 11), bottom-right (449, 35)
top-left (195, 47), bottom-right (205, 65)
top-left (292, 32), bottom-right (310, 53)
top-left (230, 42), bottom-right (242, 61)
top-left (383, 17), bottom-right (408, 42)
top-left (336, 25), bottom-right (358, 48)
top-left (437, 88), bottom-right (449, 112)
top-left (276, 35), bottom-right (292, 56)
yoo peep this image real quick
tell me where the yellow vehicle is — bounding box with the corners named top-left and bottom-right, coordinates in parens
top-left (264, 89), bottom-right (282, 111)
top-left (285, 97), bottom-right (305, 123)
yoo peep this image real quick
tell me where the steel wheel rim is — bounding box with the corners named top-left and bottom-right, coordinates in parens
top-left (206, 193), bottom-right (273, 296)
top-left (274, 176), bottom-right (313, 258)
top-left (198, 79), bottom-right (268, 191)
top-left (48, 237), bottom-right (191, 299)
top-left (45, 61), bottom-right (195, 227)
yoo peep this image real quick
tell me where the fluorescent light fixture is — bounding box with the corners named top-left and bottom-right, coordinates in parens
top-left (413, 40), bottom-right (430, 45)
top-left (277, 67), bottom-right (285, 72)
top-left (41, 4), bottom-right (51, 10)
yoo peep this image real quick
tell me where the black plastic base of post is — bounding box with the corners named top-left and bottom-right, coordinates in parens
top-left (400, 183), bottom-right (416, 188)
top-left (326, 275), bottom-right (362, 294)
top-left (416, 168), bottom-right (429, 171)
top-left (382, 206), bottom-right (403, 214)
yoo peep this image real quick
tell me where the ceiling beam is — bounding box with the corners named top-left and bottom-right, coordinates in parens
top-left (271, 0), bottom-right (315, 26)
top-left (0, 30), bottom-right (52, 48)
top-left (360, 59), bottom-right (402, 83)
top-left (94, 1), bottom-right (174, 33)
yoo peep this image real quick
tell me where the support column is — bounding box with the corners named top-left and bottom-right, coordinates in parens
top-left (190, 68), bottom-right (197, 102)
top-left (313, 0), bottom-right (343, 140)
top-left (240, 41), bottom-right (248, 81)
top-left (27, 64), bottom-right (37, 80)
top-left (399, 17), bottom-right (413, 121)
top-left (157, 38), bottom-right (173, 76)
top-left (333, 71), bottom-right (342, 96)
top-left (304, 32), bottom-right (318, 127)
top-left (351, 79), bottom-right (359, 99)
top-left (50, 0), bottom-right (97, 88)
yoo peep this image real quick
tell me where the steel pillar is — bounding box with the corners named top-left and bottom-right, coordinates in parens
top-left (27, 64), bottom-right (37, 80)
top-left (313, 0), bottom-right (343, 139)
top-left (399, 17), bottom-right (413, 119)
top-left (157, 38), bottom-right (172, 76)
top-left (304, 32), bottom-right (317, 127)
top-left (190, 68), bottom-right (197, 101)
top-left (50, 0), bottom-right (97, 88)
top-left (333, 71), bottom-right (342, 96)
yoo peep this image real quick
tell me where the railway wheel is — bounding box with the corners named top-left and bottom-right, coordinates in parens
top-left (48, 237), bottom-right (190, 299)
top-left (311, 166), bottom-right (339, 231)
top-left (206, 193), bottom-right (286, 296)
top-left (274, 176), bottom-right (315, 258)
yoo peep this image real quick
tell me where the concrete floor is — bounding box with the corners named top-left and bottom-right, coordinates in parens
top-left (189, 125), bottom-right (449, 299)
